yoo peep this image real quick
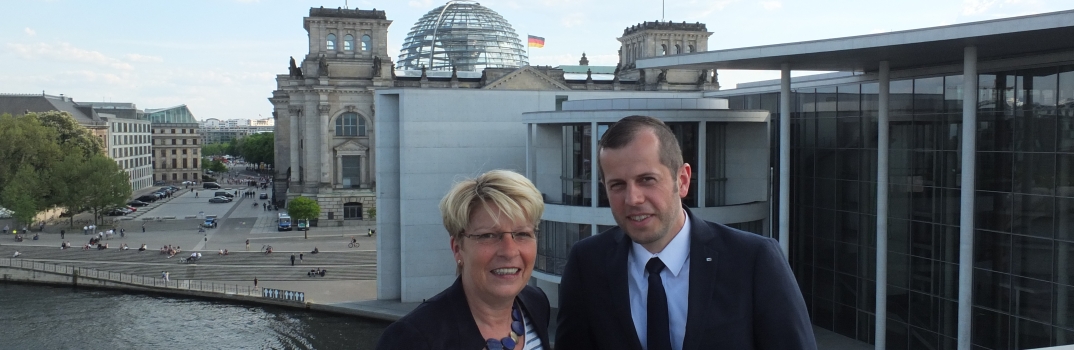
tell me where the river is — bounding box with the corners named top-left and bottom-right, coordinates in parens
top-left (0, 283), bottom-right (388, 349)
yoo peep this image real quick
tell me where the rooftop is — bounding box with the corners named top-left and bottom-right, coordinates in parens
top-left (308, 7), bottom-right (386, 20)
top-left (637, 9), bottom-right (1074, 72)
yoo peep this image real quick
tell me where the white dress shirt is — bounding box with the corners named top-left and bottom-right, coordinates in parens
top-left (628, 209), bottom-right (691, 350)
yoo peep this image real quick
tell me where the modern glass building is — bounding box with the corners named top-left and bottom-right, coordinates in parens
top-left (396, 0), bottom-right (528, 71)
top-left (638, 10), bottom-right (1074, 350)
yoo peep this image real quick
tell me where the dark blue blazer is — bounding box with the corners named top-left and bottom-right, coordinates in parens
top-left (376, 277), bottom-right (551, 350)
top-left (555, 208), bottom-right (816, 350)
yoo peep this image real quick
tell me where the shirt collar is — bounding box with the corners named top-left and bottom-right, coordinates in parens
top-left (630, 209), bottom-right (691, 277)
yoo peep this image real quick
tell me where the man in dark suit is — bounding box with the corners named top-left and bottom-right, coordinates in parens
top-left (556, 116), bottom-right (815, 350)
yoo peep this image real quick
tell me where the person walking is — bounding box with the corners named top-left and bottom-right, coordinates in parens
top-left (60, 229), bottom-right (65, 239)
top-left (254, 277), bottom-right (258, 288)
top-left (246, 239), bottom-right (250, 251)
top-left (142, 223), bottom-right (146, 233)
top-left (299, 253), bottom-right (303, 263)
top-left (290, 253), bottom-right (296, 266)
top-left (83, 225), bottom-right (88, 235)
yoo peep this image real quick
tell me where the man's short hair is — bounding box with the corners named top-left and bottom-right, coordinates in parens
top-left (440, 169), bottom-right (544, 240)
top-left (597, 115), bottom-right (683, 182)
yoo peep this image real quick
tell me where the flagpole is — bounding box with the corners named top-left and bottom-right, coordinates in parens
top-left (527, 33), bottom-right (530, 65)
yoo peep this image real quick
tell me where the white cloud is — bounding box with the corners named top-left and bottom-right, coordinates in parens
top-left (7, 42), bottom-right (133, 70)
top-left (560, 13), bottom-right (585, 28)
top-left (962, 0), bottom-right (998, 15)
top-left (679, 0), bottom-right (737, 19)
top-left (24, 27), bottom-right (36, 36)
top-left (761, 1), bottom-right (782, 10)
top-left (124, 53), bottom-right (164, 63)
top-left (408, 0), bottom-right (433, 9)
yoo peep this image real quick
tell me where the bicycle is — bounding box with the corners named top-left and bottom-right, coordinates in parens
top-left (348, 239), bottom-right (360, 248)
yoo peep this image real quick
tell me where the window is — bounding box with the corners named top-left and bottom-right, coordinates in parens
top-left (171, 129), bottom-right (175, 134)
top-left (182, 149), bottom-right (187, 155)
top-left (171, 159), bottom-right (177, 168)
top-left (343, 202), bottom-right (363, 220)
top-left (327, 33), bottom-right (337, 50)
top-left (171, 149), bottom-right (177, 155)
top-left (193, 159), bottom-right (198, 168)
top-left (171, 139), bottom-right (176, 145)
top-left (344, 34), bottom-right (354, 51)
top-left (674, 44), bottom-right (681, 54)
top-left (182, 139), bottom-right (187, 145)
top-left (335, 113), bottom-right (364, 136)
top-left (183, 159), bottom-right (188, 168)
top-left (341, 155), bottom-right (360, 188)
top-left (193, 139), bottom-right (198, 145)
top-left (361, 34), bottom-right (371, 51)
top-left (183, 173), bottom-right (188, 180)
top-left (661, 44), bottom-right (667, 56)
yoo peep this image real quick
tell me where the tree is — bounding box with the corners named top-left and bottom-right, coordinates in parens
top-left (202, 142), bottom-right (229, 157)
top-left (0, 113), bottom-right (62, 194)
top-left (287, 196), bottom-right (320, 221)
top-left (205, 158), bottom-right (228, 173)
top-left (34, 111), bottom-right (104, 157)
top-left (80, 154), bottom-right (133, 225)
top-left (238, 132), bottom-right (274, 166)
top-left (1, 166), bottom-right (42, 226)
top-left (49, 148), bottom-right (92, 227)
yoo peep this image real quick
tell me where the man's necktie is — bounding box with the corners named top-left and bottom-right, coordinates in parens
top-left (646, 257), bottom-right (672, 350)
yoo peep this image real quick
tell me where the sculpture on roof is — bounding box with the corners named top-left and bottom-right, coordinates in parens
top-left (289, 56), bottom-right (303, 78)
top-left (372, 56), bottom-right (381, 78)
top-left (318, 55), bottom-right (329, 77)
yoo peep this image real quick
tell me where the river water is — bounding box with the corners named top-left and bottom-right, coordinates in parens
top-left (0, 283), bottom-right (388, 349)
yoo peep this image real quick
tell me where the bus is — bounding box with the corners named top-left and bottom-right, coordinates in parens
top-left (278, 213), bottom-right (292, 231)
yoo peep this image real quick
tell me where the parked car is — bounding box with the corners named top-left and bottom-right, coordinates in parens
top-left (209, 196), bottom-right (231, 203)
top-left (203, 215), bottom-right (218, 228)
top-left (203, 182), bottom-right (221, 189)
top-left (105, 208), bottom-right (127, 216)
top-left (126, 206), bottom-right (137, 212)
top-left (214, 191), bottom-right (235, 198)
top-left (127, 200), bottom-right (149, 207)
top-left (259, 192), bottom-right (268, 199)
top-left (136, 195), bottom-right (158, 203)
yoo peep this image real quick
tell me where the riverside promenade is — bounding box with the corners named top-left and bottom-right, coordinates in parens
top-left (0, 181), bottom-right (421, 323)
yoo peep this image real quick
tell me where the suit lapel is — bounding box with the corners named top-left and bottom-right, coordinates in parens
top-left (608, 230), bottom-right (644, 350)
top-left (682, 210), bottom-right (719, 350)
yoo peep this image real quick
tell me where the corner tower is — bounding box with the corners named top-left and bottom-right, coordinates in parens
top-left (270, 7), bottom-right (392, 226)
top-left (617, 21), bottom-right (715, 91)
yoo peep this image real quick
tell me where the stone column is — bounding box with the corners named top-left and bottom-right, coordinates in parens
top-left (875, 60), bottom-right (890, 349)
top-left (319, 103), bottom-right (332, 187)
top-left (778, 64), bottom-right (791, 258)
top-left (304, 101), bottom-right (319, 193)
top-left (289, 106), bottom-right (302, 188)
top-left (957, 46), bottom-right (978, 350)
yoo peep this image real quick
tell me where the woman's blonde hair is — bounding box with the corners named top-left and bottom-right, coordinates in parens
top-left (440, 170), bottom-right (544, 239)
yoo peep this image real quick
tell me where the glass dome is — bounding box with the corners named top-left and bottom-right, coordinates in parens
top-left (396, 1), bottom-right (528, 71)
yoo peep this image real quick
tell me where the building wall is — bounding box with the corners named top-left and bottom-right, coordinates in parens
top-left (717, 62), bottom-right (1074, 350)
top-left (105, 118), bottom-right (153, 191)
top-left (374, 89), bottom-right (730, 302)
top-left (152, 124), bottom-right (201, 183)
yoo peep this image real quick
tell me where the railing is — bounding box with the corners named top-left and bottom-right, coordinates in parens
top-left (1, 258), bottom-right (264, 298)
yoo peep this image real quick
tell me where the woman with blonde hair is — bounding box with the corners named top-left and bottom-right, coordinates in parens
top-left (377, 169), bottom-right (549, 349)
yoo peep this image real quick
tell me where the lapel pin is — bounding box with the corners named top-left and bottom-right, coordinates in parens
top-left (705, 257), bottom-right (712, 262)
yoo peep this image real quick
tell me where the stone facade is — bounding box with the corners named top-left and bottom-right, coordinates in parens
top-left (618, 21), bottom-right (718, 91)
top-left (271, 7), bottom-right (392, 225)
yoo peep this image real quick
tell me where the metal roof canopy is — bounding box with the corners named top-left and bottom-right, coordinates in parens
top-left (637, 9), bottom-right (1074, 73)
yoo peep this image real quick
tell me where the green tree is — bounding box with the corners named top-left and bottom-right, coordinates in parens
top-left (1, 166), bottom-right (42, 226)
top-left (34, 111), bottom-right (104, 157)
top-left (287, 196), bottom-right (321, 220)
top-left (239, 132), bottom-right (274, 166)
top-left (205, 158), bottom-right (228, 173)
top-left (202, 142), bottom-right (229, 156)
top-left (80, 154), bottom-right (133, 225)
top-left (0, 113), bottom-right (62, 194)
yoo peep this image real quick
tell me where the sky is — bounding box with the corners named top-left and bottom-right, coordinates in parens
top-left (1, 0), bottom-right (1071, 121)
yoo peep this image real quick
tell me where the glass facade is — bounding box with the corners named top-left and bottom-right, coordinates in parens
top-left (396, 2), bottom-right (528, 71)
top-left (722, 63), bottom-right (1074, 350)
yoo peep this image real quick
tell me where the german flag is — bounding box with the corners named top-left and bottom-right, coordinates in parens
top-left (528, 35), bottom-right (545, 48)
